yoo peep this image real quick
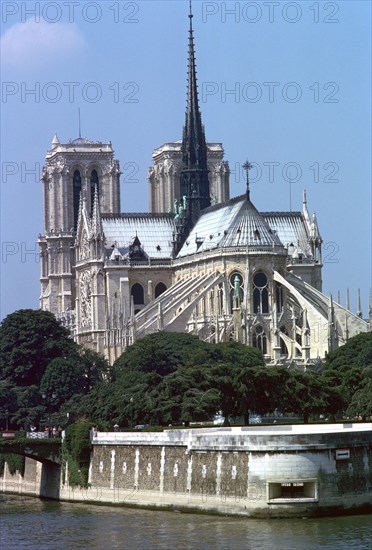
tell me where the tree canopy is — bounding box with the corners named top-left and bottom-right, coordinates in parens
top-left (0, 309), bottom-right (109, 429)
top-left (2, 311), bottom-right (371, 430)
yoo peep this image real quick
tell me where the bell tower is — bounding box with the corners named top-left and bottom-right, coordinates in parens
top-left (38, 134), bottom-right (121, 316)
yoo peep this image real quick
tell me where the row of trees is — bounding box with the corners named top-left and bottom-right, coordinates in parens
top-left (77, 331), bottom-right (371, 426)
top-left (0, 309), bottom-right (371, 430)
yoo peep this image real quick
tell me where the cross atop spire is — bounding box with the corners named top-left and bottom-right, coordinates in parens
top-left (242, 160), bottom-right (253, 200)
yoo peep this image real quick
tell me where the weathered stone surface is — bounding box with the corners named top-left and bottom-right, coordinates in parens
top-left (2, 425), bottom-right (371, 517)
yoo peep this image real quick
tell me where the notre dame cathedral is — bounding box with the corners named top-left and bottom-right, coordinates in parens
top-left (38, 8), bottom-right (369, 364)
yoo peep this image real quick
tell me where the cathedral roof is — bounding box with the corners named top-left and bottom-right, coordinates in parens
top-left (261, 211), bottom-right (311, 256)
top-left (177, 195), bottom-right (284, 257)
top-left (102, 214), bottom-right (175, 259)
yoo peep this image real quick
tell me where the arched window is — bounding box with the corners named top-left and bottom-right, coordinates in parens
top-left (253, 272), bottom-right (269, 313)
top-left (229, 272), bottom-right (244, 312)
top-left (131, 283), bottom-right (144, 305)
top-left (155, 282), bottom-right (167, 298)
top-left (90, 169), bottom-right (99, 216)
top-left (73, 170), bottom-right (82, 230)
top-left (218, 283), bottom-right (224, 314)
top-left (252, 325), bottom-right (267, 354)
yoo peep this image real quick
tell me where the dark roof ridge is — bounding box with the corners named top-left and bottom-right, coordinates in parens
top-left (261, 211), bottom-right (303, 217)
top-left (102, 212), bottom-right (174, 220)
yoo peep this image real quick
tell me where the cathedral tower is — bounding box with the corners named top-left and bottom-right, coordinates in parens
top-left (38, 135), bottom-right (121, 315)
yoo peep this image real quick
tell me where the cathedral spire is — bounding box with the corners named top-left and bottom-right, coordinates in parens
top-left (179, 0), bottom-right (210, 233)
top-left (302, 189), bottom-right (311, 227)
top-left (183, 0), bottom-right (206, 167)
top-left (357, 288), bottom-right (363, 318)
top-left (75, 191), bottom-right (84, 239)
top-left (51, 132), bottom-right (60, 148)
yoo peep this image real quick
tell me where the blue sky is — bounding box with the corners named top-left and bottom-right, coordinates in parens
top-left (1, 0), bottom-right (371, 320)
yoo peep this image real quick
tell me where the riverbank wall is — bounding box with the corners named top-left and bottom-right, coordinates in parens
top-left (1, 424), bottom-right (371, 518)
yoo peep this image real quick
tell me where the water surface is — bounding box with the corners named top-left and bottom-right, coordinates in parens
top-left (1, 496), bottom-right (371, 550)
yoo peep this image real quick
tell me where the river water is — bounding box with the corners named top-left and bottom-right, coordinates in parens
top-left (1, 496), bottom-right (371, 550)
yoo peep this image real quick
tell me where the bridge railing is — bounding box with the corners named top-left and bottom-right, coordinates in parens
top-left (26, 431), bottom-right (49, 439)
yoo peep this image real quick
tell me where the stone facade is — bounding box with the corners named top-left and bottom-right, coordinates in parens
top-left (86, 424), bottom-right (372, 517)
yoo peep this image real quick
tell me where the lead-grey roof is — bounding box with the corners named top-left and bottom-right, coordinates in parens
top-left (102, 214), bottom-right (175, 259)
top-left (177, 195), bottom-right (283, 257)
top-left (262, 212), bottom-right (311, 256)
top-left (100, 200), bottom-right (314, 261)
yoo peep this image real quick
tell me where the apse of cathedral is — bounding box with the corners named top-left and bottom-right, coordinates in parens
top-left (38, 7), bottom-right (369, 365)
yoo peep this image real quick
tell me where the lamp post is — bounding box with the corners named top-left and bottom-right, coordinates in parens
top-left (5, 409), bottom-right (9, 431)
top-left (130, 397), bottom-right (134, 429)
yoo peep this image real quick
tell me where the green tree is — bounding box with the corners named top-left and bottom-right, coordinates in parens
top-left (325, 332), bottom-right (372, 371)
top-left (346, 367), bottom-right (372, 420)
top-left (322, 332), bottom-right (372, 417)
top-left (113, 331), bottom-right (211, 377)
top-left (0, 309), bottom-right (109, 428)
top-left (214, 341), bottom-right (264, 368)
top-left (64, 419), bottom-right (93, 487)
top-left (281, 370), bottom-right (344, 423)
top-left (0, 309), bottom-right (75, 386)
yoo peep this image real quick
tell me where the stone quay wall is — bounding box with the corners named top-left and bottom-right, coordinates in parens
top-left (1, 424), bottom-right (371, 518)
top-left (87, 424), bottom-right (372, 517)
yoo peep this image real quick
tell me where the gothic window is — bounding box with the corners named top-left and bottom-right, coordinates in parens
top-left (131, 283), bottom-right (144, 305)
top-left (252, 325), bottom-right (267, 354)
top-left (155, 282), bottom-right (167, 298)
top-left (209, 289), bottom-right (214, 313)
top-left (73, 170), bottom-right (82, 230)
top-left (218, 283), bottom-right (224, 314)
top-left (229, 272), bottom-right (244, 312)
top-left (90, 169), bottom-right (99, 216)
top-left (253, 271), bottom-right (269, 313)
top-left (276, 283), bottom-right (283, 313)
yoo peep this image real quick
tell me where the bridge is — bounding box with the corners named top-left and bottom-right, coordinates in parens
top-left (0, 435), bottom-right (62, 499)
top-left (0, 438), bottom-right (61, 465)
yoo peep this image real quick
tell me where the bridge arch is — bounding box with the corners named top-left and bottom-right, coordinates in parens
top-left (0, 440), bottom-right (62, 499)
